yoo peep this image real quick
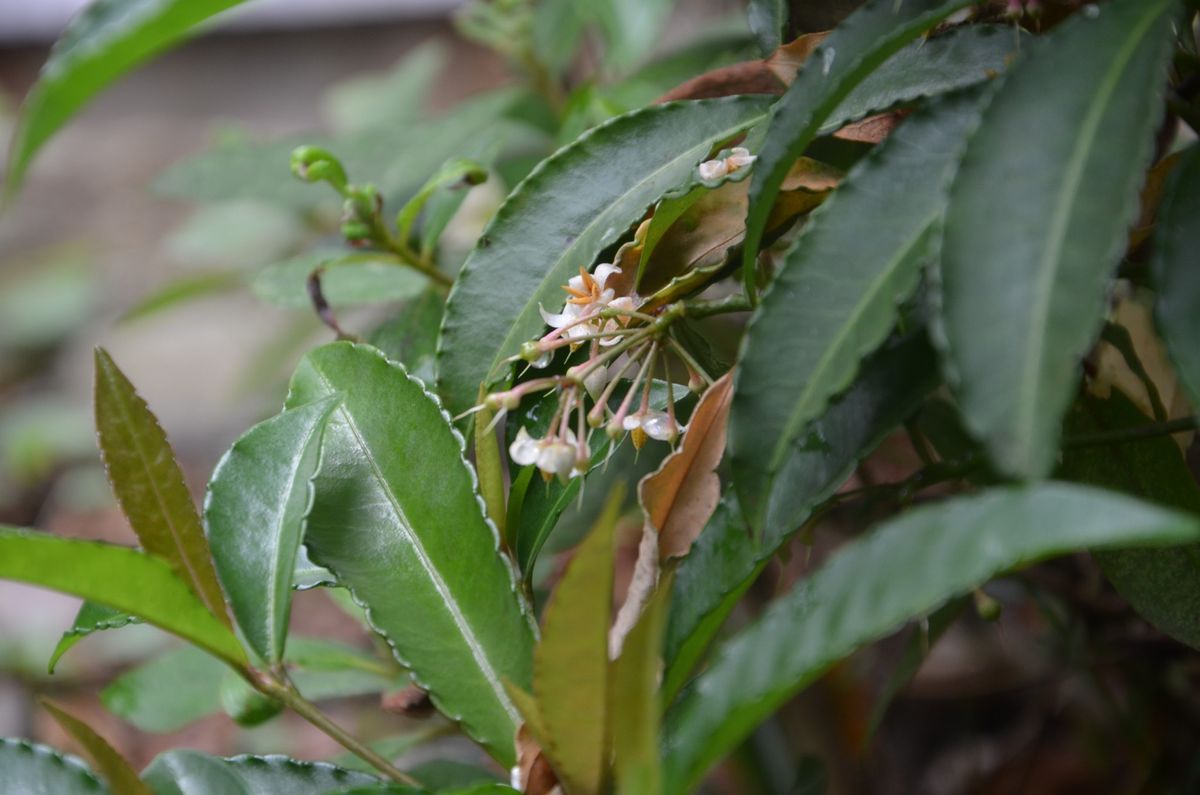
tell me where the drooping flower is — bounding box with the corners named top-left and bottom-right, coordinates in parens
top-left (698, 147), bottom-right (756, 181)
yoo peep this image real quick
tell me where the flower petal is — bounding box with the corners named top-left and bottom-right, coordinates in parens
top-left (509, 427), bottom-right (542, 466)
top-left (698, 159), bottom-right (728, 181)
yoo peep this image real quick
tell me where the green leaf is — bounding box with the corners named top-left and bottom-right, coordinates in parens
top-left (4, 0), bottom-right (248, 197)
top-left (205, 396), bottom-right (340, 662)
top-left (664, 333), bottom-right (937, 699)
top-left (120, 271), bottom-right (244, 324)
top-left (610, 573), bottom-right (671, 795)
top-left (748, 0), bottom-right (787, 57)
top-left (662, 482), bottom-right (1200, 794)
top-left (252, 251), bottom-right (427, 310)
top-left (0, 739), bottom-right (108, 794)
top-left (286, 342), bottom-right (536, 767)
top-left (731, 86), bottom-right (990, 530)
top-left (1060, 389), bottom-right (1200, 650)
top-left (437, 96), bottom-right (772, 417)
top-left (48, 601), bottom-right (142, 674)
top-left (742, 0), bottom-right (975, 293)
top-left (819, 25), bottom-right (1020, 136)
top-left (94, 348), bottom-right (231, 627)
top-left (0, 529), bottom-right (245, 668)
top-left (1151, 144), bottom-right (1200, 407)
top-left (42, 701), bottom-right (151, 795)
top-left (367, 288), bottom-right (446, 382)
top-left (322, 42), bottom-right (446, 134)
top-left (142, 751), bottom-right (381, 795)
top-left (102, 645), bottom-right (227, 733)
top-left (936, 0), bottom-right (1178, 478)
top-left (534, 486), bottom-right (623, 795)
top-left (395, 159), bottom-right (488, 248)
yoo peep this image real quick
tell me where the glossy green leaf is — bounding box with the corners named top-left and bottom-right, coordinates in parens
top-left (437, 96), bottom-right (772, 416)
top-left (286, 342), bottom-right (536, 767)
top-left (252, 251), bottom-right (427, 310)
top-left (142, 751), bottom-right (380, 795)
top-left (731, 86), bottom-right (990, 530)
top-left (0, 529), bottom-right (244, 667)
top-left (49, 601), bottom-right (142, 674)
top-left (534, 486), bottom-right (623, 795)
top-left (42, 701), bottom-right (151, 795)
top-left (662, 483), bottom-right (1200, 793)
top-left (94, 348), bottom-right (231, 626)
top-left (102, 645), bottom-right (227, 733)
top-left (4, 0), bottom-right (248, 196)
top-left (665, 333), bottom-right (937, 699)
top-left (748, 0), bottom-right (787, 56)
top-left (611, 573), bottom-right (671, 795)
top-left (0, 739), bottom-right (108, 795)
top-left (742, 0), bottom-right (974, 292)
top-left (1151, 144), bottom-right (1200, 407)
top-left (205, 396), bottom-right (340, 663)
top-left (937, 0), bottom-right (1178, 478)
top-left (1060, 389), bottom-right (1200, 650)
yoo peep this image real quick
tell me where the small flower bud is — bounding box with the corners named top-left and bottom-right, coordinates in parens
top-left (290, 146), bottom-right (348, 193)
top-left (973, 589), bottom-right (1002, 622)
top-left (687, 370), bottom-right (706, 394)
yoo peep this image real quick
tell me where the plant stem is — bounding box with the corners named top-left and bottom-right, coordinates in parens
top-left (1063, 416), bottom-right (1198, 449)
top-left (254, 673), bottom-right (419, 786)
top-left (681, 293), bottom-right (753, 319)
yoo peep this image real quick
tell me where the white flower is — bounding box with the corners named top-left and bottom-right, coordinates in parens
top-left (582, 364), bottom-right (607, 401)
top-left (537, 441), bottom-right (576, 480)
top-left (697, 147), bottom-right (756, 181)
top-left (537, 264), bottom-right (634, 350)
top-left (622, 409), bottom-right (679, 441)
top-left (509, 426), bottom-right (583, 481)
top-left (509, 427), bottom-right (542, 466)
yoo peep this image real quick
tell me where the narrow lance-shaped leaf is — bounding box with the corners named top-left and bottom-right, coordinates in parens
top-left (5, 0), bottom-right (248, 197)
top-left (142, 751), bottom-right (380, 795)
top-left (204, 395), bottom-right (341, 663)
top-left (937, 0), bottom-right (1178, 478)
top-left (742, 0), bottom-right (975, 294)
top-left (94, 348), bottom-right (231, 626)
top-left (748, 0), bottom-right (787, 57)
top-left (662, 483), bottom-right (1200, 794)
top-left (533, 486), bottom-right (624, 795)
top-left (731, 86), bottom-right (992, 530)
top-left (1151, 144), bottom-right (1200, 407)
top-left (437, 96), bottom-right (772, 417)
top-left (395, 158), bottom-right (488, 247)
top-left (0, 528), bottom-right (246, 667)
top-left (610, 573), bottom-right (672, 795)
top-left (0, 739), bottom-right (108, 795)
top-left (665, 333), bottom-right (938, 700)
top-left (286, 342), bottom-right (536, 767)
top-left (48, 602), bottom-right (142, 674)
top-left (41, 701), bottom-right (152, 795)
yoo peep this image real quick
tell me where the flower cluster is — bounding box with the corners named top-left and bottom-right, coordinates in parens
top-left (697, 147), bottom-right (756, 182)
top-left (481, 262), bottom-right (710, 482)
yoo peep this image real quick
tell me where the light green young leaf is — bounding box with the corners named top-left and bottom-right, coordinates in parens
top-left (937, 0), bottom-right (1178, 478)
top-left (142, 751), bottom-right (381, 795)
top-left (611, 572), bottom-right (671, 795)
top-left (662, 483), bottom-right (1200, 794)
top-left (534, 486), bottom-right (624, 795)
top-left (437, 96), bottom-right (772, 417)
top-left (0, 739), bottom-right (108, 795)
top-left (395, 159), bottom-right (488, 248)
top-left (1060, 389), bottom-right (1200, 651)
top-left (4, 0), bottom-right (248, 197)
top-left (0, 529), bottom-right (245, 668)
top-left (94, 348), bottom-right (231, 627)
top-left (1151, 144), bottom-right (1200, 407)
top-left (252, 251), bottom-right (427, 310)
top-left (286, 342), bottom-right (536, 767)
top-left (205, 395), bottom-right (340, 663)
top-left (742, 0), bottom-right (975, 294)
top-left (42, 701), bottom-right (151, 795)
top-left (731, 86), bottom-right (991, 531)
top-left (665, 333), bottom-right (937, 700)
top-left (48, 602), bottom-right (142, 674)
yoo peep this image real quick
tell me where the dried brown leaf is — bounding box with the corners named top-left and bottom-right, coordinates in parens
top-left (764, 31), bottom-right (831, 85)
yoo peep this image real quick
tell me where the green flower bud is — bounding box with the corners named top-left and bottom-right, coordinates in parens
top-left (290, 146), bottom-right (348, 193)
